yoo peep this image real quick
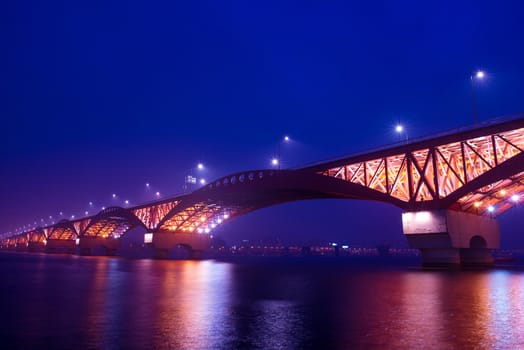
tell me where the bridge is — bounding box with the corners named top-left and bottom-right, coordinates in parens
top-left (2, 114), bottom-right (524, 266)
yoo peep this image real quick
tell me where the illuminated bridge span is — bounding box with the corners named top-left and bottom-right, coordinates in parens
top-left (3, 115), bottom-right (524, 266)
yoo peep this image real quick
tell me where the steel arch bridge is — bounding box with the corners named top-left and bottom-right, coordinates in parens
top-left (2, 114), bottom-right (524, 263)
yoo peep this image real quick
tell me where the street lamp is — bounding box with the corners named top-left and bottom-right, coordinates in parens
top-left (274, 135), bottom-right (290, 170)
top-left (185, 163), bottom-right (205, 192)
top-left (395, 124), bottom-right (408, 143)
top-left (470, 70), bottom-right (485, 125)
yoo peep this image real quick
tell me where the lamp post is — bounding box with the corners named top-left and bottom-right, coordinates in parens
top-left (470, 70), bottom-right (485, 125)
top-left (273, 135), bottom-right (290, 170)
top-left (184, 163), bottom-right (205, 192)
top-left (395, 124), bottom-right (408, 143)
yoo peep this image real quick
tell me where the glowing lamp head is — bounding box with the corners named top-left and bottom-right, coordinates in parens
top-left (271, 158), bottom-right (279, 166)
top-left (200, 179), bottom-right (206, 185)
top-left (125, 200), bottom-right (129, 205)
top-left (197, 163), bottom-right (204, 170)
top-left (284, 135), bottom-right (290, 141)
top-left (476, 70), bottom-right (485, 79)
top-left (511, 194), bottom-right (520, 202)
top-left (487, 206), bottom-right (495, 213)
top-left (112, 194), bottom-right (117, 198)
top-left (155, 191), bottom-right (160, 196)
top-left (395, 125), bottom-right (403, 133)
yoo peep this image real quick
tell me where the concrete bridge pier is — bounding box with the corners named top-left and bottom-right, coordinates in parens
top-left (78, 237), bottom-right (119, 256)
top-left (403, 210), bottom-right (499, 267)
top-left (28, 241), bottom-right (46, 252)
top-left (152, 232), bottom-right (211, 260)
top-left (45, 239), bottom-right (77, 254)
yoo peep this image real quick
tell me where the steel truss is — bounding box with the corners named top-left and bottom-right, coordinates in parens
top-left (322, 126), bottom-right (524, 216)
top-left (158, 201), bottom-right (235, 233)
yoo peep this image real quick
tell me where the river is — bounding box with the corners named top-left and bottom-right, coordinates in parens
top-left (1, 252), bottom-right (523, 349)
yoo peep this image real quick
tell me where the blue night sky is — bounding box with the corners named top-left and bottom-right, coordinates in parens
top-left (1, 1), bottom-right (524, 247)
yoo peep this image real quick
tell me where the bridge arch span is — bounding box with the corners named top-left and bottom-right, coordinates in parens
top-left (154, 169), bottom-right (406, 235)
top-left (78, 206), bottom-right (147, 255)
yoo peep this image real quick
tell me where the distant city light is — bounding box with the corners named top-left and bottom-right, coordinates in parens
top-left (125, 200), bottom-right (129, 205)
top-left (85, 211), bottom-right (88, 215)
top-left (89, 202), bottom-right (93, 206)
top-left (200, 178), bottom-right (206, 185)
top-left (476, 70), bottom-right (485, 79)
top-left (71, 215), bottom-right (75, 219)
top-left (112, 194), bottom-right (117, 198)
top-left (223, 213), bottom-right (229, 219)
top-left (511, 194), bottom-right (520, 202)
top-left (487, 206), bottom-right (495, 213)
top-left (500, 189), bottom-right (507, 196)
top-left (284, 135), bottom-right (290, 141)
top-left (271, 158), bottom-right (279, 166)
top-left (59, 212), bottom-right (63, 216)
top-left (146, 183), bottom-right (150, 187)
top-left (474, 202), bottom-right (481, 208)
top-left (102, 206), bottom-right (106, 210)
top-left (155, 191), bottom-right (160, 197)
top-left (197, 163), bottom-right (204, 170)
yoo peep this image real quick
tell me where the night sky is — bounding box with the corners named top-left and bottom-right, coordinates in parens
top-left (2, 1), bottom-right (524, 247)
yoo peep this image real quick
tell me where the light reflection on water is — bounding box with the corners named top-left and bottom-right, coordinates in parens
top-left (1, 253), bottom-right (524, 349)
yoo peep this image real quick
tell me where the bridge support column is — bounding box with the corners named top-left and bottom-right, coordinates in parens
top-left (28, 241), bottom-right (46, 253)
top-left (45, 239), bottom-right (77, 254)
top-left (402, 210), bottom-right (500, 268)
top-left (152, 232), bottom-right (212, 260)
top-left (78, 237), bottom-right (119, 256)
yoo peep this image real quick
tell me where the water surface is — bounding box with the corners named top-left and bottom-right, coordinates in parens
top-left (1, 252), bottom-right (523, 349)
